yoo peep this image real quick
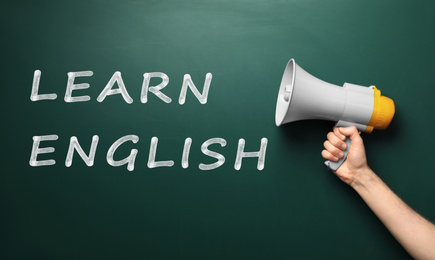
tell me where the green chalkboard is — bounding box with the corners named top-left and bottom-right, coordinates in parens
top-left (1, 0), bottom-right (434, 259)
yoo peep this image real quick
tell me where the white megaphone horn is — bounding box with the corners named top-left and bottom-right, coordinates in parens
top-left (275, 59), bottom-right (395, 171)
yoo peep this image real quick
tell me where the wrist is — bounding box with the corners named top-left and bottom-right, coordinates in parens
top-left (349, 167), bottom-right (380, 191)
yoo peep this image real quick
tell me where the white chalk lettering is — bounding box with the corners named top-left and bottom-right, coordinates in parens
top-left (234, 138), bottom-right (268, 170)
top-left (141, 72), bottom-right (171, 103)
top-left (147, 137), bottom-right (175, 168)
top-left (97, 71), bottom-right (133, 104)
top-left (30, 70), bottom-right (57, 101)
top-left (179, 73), bottom-right (212, 104)
top-left (106, 135), bottom-right (139, 171)
top-left (30, 71), bottom-right (214, 104)
top-left (29, 136), bottom-right (268, 171)
top-left (181, 137), bottom-right (192, 169)
top-left (65, 135), bottom-right (99, 167)
top-left (29, 135), bottom-right (59, 166)
top-left (199, 138), bottom-right (226, 170)
top-left (64, 71), bottom-right (93, 102)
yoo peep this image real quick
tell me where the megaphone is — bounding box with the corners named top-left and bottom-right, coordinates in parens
top-left (275, 59), bottom-right (395, 170)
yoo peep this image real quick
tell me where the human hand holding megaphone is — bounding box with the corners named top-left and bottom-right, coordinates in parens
top-left (322, 126), bottom-right (369, 183)
top-left (275, 59), bottom-right (395, 171)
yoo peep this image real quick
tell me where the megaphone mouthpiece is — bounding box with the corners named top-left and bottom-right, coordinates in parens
top-left (365, 87), bottom-right (395, 132)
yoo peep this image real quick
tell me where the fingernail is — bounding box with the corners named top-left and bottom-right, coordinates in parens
top-left (338, 151), bottom-right (344, 158)
top-left (341, 143), bottom-right (347, 149)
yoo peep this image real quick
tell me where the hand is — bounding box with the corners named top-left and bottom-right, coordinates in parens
top-left (322, 128), bottom-right (435, 260)
top-left (321, 126), bottom-right (370, 185)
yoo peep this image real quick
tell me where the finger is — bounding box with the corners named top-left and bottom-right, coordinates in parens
top-left (327, 132), bottom-right (347, 150)
top-left (338, 126), bottom-right (363, 145)
top-left (333, 126), bottom-right (346, 141)
top-left (323, 141), bottom-right (344, 158)
top-left (321, 150), bottom-right (339, 162)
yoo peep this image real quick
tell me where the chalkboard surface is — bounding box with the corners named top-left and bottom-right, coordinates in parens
top-left (1, 0), bottom-right (434, 259)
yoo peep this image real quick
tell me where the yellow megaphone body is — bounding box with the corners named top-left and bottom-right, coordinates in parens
top-left (275, 59), bottom-right (395, 170)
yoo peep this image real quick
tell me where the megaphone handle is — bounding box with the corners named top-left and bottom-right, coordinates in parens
top-left (324, 137), bottom-right (352, 171)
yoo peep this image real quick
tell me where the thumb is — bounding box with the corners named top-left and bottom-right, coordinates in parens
top-left (336, 126), bottom-right (368, 172)
top-left (337, 126), bottom-right (363, 146)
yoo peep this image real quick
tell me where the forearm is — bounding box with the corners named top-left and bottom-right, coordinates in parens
top-left (351, 168), bottom-right (435, 260)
